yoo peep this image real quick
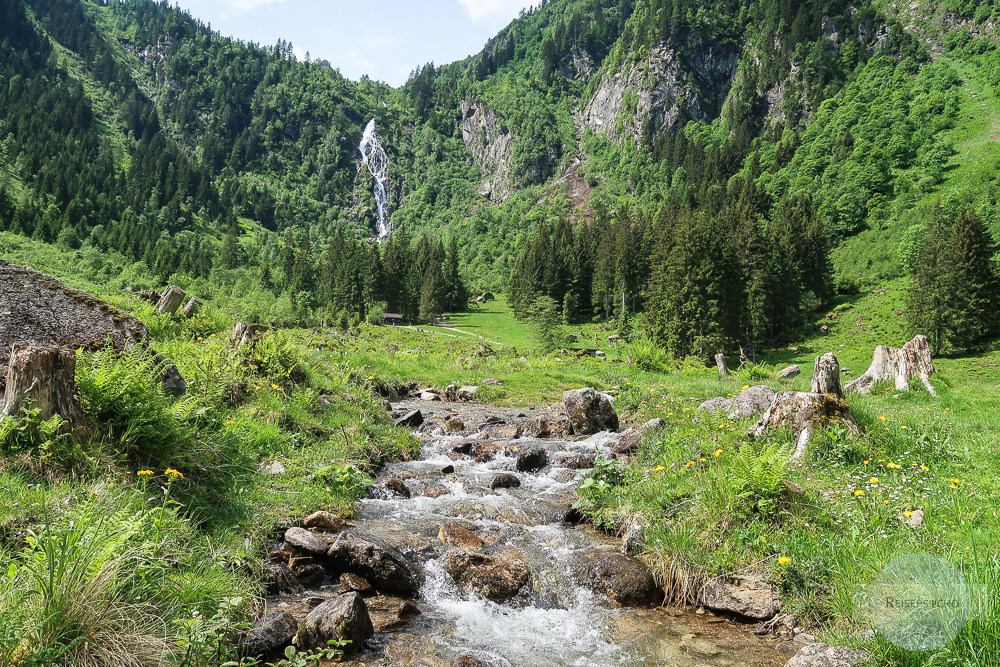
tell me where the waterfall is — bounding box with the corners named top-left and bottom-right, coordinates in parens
top-left (359, 119), bottom-right (392, 243)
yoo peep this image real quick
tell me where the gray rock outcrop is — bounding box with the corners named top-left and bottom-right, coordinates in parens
top-left (326, 532), bottom-right (424, 596)
top-left (700, 575), bottom-right (781, 620)
top-left (784, 643), bottom-right (869, 667)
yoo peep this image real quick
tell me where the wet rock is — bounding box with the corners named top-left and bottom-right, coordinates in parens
top-left (396, 410), bottom-right (424, 428)
top-left (284, 527), bottom-right (329, 556)
top-left (425, 487), bottom-right (451, 498)
top-left (564, 507), bottom-right (586, 524)
top-left (580, 553), bottom-right (662, 606)
top-left (398, 601), bottom-right (421, 619)
top-left (526, 415), bottom-right (572, 438)
top-left (516, 446), bottom-right (548, 472)
top-left (700, 575), bottom-right (781, 620)
top-left (490, 473), bottom-right (521, 490)
top-left (473, 441), bottom-right (504, 462)
top-left (340, 572), bottom-right (374, 595)
top-left (444, 417), bottom-right (465, 433)
top-left (295, 592), bottom-right (373, 652)
top-left (621, 522), bottom-right (645, 556)
top-left (441, 464), bottom-right (455, 474)
top-left (326, 533), bottom-right (425, 596)
top-left (458, 386), bottom-right (479, 401)
top-left (418, 391), bottom-right (441, 401)
top-left (452, 651), bottom-right (513, 667)
top-left (371, 477), bottom-right (411, 499)
top-left (291, 562), bottom-right (326, 588)
top-left (552, 469), bottom-right (578, 483)
top-left (444, 550), bottom-right (531, 603)
top-left (777, 365), bottom-right (801, 379)
top-left (784, 643), bottom-right (869, 667)
top-left (479, 423), bottom-right (521, 439)
top-left (241, 610), bottom-right (297, 660)
top-left (445, 384), bottom-right (458, 401)
top-left (551, 451), bottom-right (596, 469)
top-left (563, 388), bottom-right (619, 435)
top-left (264, 562), bottom-right (303, 595)
top-left (451, 441), bottom-right (474, 455)
top-left (438, 522), bottom-right (484, 550)
top-left (302, 511), bottom-right (348, 533)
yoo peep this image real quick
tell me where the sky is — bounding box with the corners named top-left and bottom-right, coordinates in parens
top-left (173, 0), bottom-right (537, 87)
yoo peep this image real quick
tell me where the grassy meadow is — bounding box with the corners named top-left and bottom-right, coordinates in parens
top-left (0, 235), bottom-right (998, 665)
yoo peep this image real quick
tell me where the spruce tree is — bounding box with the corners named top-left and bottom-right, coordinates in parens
top-left (907, 207), bottom-right (949, 354)
top-left (944, 206), bottom-right (1000, 350)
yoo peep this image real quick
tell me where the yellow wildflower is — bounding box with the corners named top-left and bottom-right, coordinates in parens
top-left (903, 511), bottom-right (914, 517)
top-left (949, 484), bottom-right (958, 490)
top-left (899, 425), bottom-right (908, 430)
top-left (714, 448), bottom-right (723, 457)
top-left (877, 415), bottom-right (889, 421)
top-left (854, 490), bottom-right (865, 496)
top-left (685, 461), bottom-right (695, 467)
top-left (137, 470), bottom-right (154, 477)
top-left (699, 457), bottom-right (706, 462)
top-left (226, 419), bottom-right (235, 425)
top-left (869, 478), bottom-right (880, 484)
top-left (271, 384), bottom-right (280, 390)
top-left (741, 385), bottom-right (750, 390)
top-left (863, 460), bottom-right (870, 465)
top-left (778, 556), bottom-right (791, 566)
top-left (950, 478), bottom-right (961, 484)
top-left (654, 465), bottom-right (665, 472)
top-left (920, 465), bottom-right (929, 471)
top-left (165, 468), bottom-right (184, 480)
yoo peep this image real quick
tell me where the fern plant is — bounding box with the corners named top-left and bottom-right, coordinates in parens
top-left (731, 440), bottom-right (789, 519)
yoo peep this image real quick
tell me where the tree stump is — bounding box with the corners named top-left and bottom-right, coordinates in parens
top-left (156, 286), bottom-right (186, 316)
top-left (845, 335), bottom-right (937, 397)
top-left (811, 353), bottom-right (843, 396)
top-left (1, 344), bottom-right (88, 437)
top-left (233, 322), bottom-right (268, 347)
top-left (181, 297), bottom-right (204, 319)
top-left (749, 352), bottom-right (859, 461)
top-left (715, 353), bottom-right (729, 376)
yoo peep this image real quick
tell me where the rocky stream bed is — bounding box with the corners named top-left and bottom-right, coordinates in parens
top-left (258, 395), bottom-right (818, 667)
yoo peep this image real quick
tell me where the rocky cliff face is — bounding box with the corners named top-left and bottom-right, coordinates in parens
top-left (580, 43), bottom-right (739, 146)
top-left (460, 100), bottom-right (517, 202)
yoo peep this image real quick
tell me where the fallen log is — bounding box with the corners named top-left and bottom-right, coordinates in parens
top-left (844, 335), bottom-right (937, 397)
top-left (1, 344), bottom-right (89, 438)
top-left (233, 322), bottom-right (268, 347)
top-left (749, 353), bottom-right (859, 462)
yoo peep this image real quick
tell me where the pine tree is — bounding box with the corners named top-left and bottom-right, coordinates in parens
top-left (943, 206), bottom-right (1000, 350)
top-left (419, 259), bottom-right (447, 322)
top-left (907, 207), bottom-right (949, 354)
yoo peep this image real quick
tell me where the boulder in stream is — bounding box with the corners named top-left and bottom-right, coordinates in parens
top-left (580, 552), bottom-right (662, 606)
top-left (302, 511), bottom-right (348, 533)
top-left (452, 651), bottom-right (514, 667)
top-left (284, 527), bottom-right (329, 556)
top-left (295, 592), bottom-right (373, 652)
top-left (241, 609), bottom-right (297, 660)
top-left (444, 549), bottom-right (531, 603)
top-left (395, 410), bottom-right (424, 428)
top-left (438, 522), bottom-right (484, 550)
top-left (700, 575), bottom-right (781, 620)
top-left (490, 473), bottom-right (521, 490)
top-left (563, 388), bottom-right (619, 435)
top-left (516, 446), bottom-right (548, 472)
top-left (326, 533), bottom-right (425, 596)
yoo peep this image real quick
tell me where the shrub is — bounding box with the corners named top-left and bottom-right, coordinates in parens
top-left (738, 362), bottom-right (775, 382)
top-left (731, 440), bottom-right (790, 519)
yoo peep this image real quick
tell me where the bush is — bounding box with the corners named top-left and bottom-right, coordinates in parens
top-left (731, 440), bottom-right (790, 519)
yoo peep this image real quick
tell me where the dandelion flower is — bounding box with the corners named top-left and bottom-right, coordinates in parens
top-left (949, 484), bottom-right (958, 490)
top-left (271, 384), bottom-right (281, 390)
top-left (699, 457), bottom-right (706, 462)
top-left (654, 465), bottom-right (665, 472)
top-left (854, 490), bottom-right (865, 496)
top-left (863, 460), bottom-right (870, 465)
top-left (741, 385), bottom-right (750, 390)
top-left (950, 478), bottom-right (961, 484)
top-left (899, 425), bottom-right (908, 430)
top-left (226, 419), bottom-right (235, 425)
top-left (920, 465), bottom-right (929, 471)
top-left (904, 511), bottom-right (914, 517)
top-left (778, 556), bottom-right (791, 566)
top-left (686, 461), bottom-right (695, 467)
top-left (714, 448), bottom-right (723, 457)
top-left (869, 478), bottom-right (880, 484)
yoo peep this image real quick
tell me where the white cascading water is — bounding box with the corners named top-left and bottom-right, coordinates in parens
top-left (359, 119), bottom-right (392, 242)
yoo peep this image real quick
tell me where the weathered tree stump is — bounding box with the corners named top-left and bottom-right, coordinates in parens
top-left (845, 335), bottom-right (937, 397)
top-left (715, 353), bottom-right (729, 376)
top-left (181, 297), bottom-right (204, 319)
top-left (156, 286), bottom-right (186, 316)
top-left (749, 352), bottom-right (859, 461)
top-left (1, 344), bottom-right (88, 437)
top-left (811, 353), bottom-right (843, 396)
top-left (233, 322), bottom-right (268, 347)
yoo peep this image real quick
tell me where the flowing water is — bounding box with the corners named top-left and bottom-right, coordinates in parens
top-left (276, 401), bottom-right (789, 667)
top-left (358, 119), bottom-right (392, 243)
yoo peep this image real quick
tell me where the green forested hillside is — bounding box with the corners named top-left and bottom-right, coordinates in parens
top-left (0, 0), bottom-right (998, 353)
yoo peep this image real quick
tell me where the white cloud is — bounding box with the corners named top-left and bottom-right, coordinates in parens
top-left (457, 0), bottom-right (535, 22)
top-left (292, 44), bottom-right (307, 60)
